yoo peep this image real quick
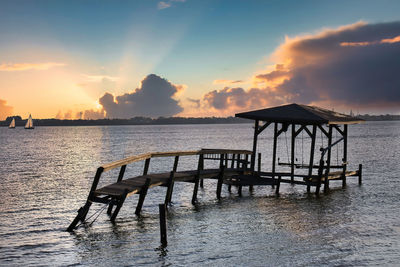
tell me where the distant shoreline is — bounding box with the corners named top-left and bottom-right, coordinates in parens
top-left (1, 115), bottom-right (399, 127)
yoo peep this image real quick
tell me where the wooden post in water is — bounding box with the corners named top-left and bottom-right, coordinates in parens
top-left (358, 164), bottom-right (362, 185)
top-left (272, 123), bottom-right (278, 180)
top-left (275, 175), bottom-right (281, 195)
top-left (111, 189), bottom-right (128, 221)
top-left (250, 120), bottom-right (259, 172)
top-left (307, 125), bottom-right (317, 193)
top-left (316, 159), bottom-right (324, 196)
top-left (291, 124), bottom-right (296, 183)
top-left (165, 156), bottom-right (179, 205)
top-left (192, 154), bottom-right (204, 205)
top-left (135, 178), bottom-right (151, 216)
top-left (159, 204), bottom-right (167, 246)
top-left (342, 125), bottom-right (348, 188)
top-left (67, 167), bottom-right (104, 231)
top-left (108, 164), bottom-right (126, 215)
top-left (324, 125), bottom-right (333, 193)
top-left (216, 155), bottom-right (225, 200)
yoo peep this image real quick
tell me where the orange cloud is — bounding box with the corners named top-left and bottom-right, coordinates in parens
top-left (0, 99), bottom-right (13, 120)
top-left (199, 21), bottom-right (400, 115)
top-left (0, 62), bottom-right (66, 71)
top-left (213, 79), bottom-right (244, 85)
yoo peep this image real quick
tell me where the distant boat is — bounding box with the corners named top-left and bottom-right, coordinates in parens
top-left (9, 118), bottom-right (15, 128)
top-left (25, 114), bottom-right (34, 129)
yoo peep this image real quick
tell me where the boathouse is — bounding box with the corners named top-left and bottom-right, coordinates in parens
top-left (68, 103), bottom-right (363, 232)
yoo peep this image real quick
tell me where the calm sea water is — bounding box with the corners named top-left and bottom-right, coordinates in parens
top-left (0, 122), bottom-right (399, 266)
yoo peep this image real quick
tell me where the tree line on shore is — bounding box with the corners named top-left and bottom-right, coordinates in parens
top-left (1, 114), bottom-right (399, 127)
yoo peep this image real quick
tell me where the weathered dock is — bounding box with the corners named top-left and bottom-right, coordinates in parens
top-left (67, 103), bottom-right (364, 232)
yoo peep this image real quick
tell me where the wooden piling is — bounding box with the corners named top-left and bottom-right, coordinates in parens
top-left (216, 154), bottom-right (225, 199)
top-left (358, 164), bottom-right (362, 185)
top-left (135, 178), bottom-right (151, 216)
top-left (192, 154), bottom-right (204, 205)
top-left (108, 164), bottom-right (126, 215)
top-left (111, 189), bottom-right (128, 222)
top-left (275, 175), bottom-right (281, 195)
top-left (165, 156), bottom-right (179, 205)
top-left (159, 204), bottom-right (167, 246)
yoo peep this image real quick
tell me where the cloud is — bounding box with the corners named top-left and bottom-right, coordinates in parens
top-left (0, 99), bottom-right (13, 120)
top-left (158, 0), bottom-right (185, 10)
top-left (83, 74), bottom-right (119, 82)
top-left (98, 74), bottom-right (183, 118)
top-left (0, 62), bottom-right (66, 71)
top-left (83, 109), bottom-right (105, 120)
top-left (187, 97), bottom-right (200, 108)
top-left (213, 79), bottom-right (244, 85)
top-left (202, 21), bottom-right (400, 113)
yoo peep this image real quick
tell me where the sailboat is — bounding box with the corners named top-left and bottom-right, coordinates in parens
top-left (9, 118), bottom-right (15, 128)
top-left (25, 114), bottom-right (34, 129)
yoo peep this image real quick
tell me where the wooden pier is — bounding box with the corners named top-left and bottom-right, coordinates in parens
top-left (67, 103), bottom-right (364, 232)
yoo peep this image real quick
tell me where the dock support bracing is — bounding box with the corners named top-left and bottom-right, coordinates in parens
top-left (135, 178), bottom-right (151, 216)
top-left (192, 154), bottom-right (204, 205)
top-left (67, 167), bottom-right (104, 232)
top-left (165, 156), bottom-right (179, 205)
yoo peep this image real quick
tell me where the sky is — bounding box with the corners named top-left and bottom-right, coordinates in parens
top-left (0, 0), bottom-right (400, 120)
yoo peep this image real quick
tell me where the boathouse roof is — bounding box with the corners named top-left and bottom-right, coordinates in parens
top-left (235, 103), bottom-right (364, 125)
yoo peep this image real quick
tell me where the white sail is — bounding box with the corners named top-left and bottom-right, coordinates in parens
top-left (25, 114), bottom-right (34, 129)
top-left (9, 118), bottom-right (15, 128)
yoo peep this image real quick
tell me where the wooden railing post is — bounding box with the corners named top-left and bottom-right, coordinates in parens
top-left (67, 167), bottom-right (104, 231)
top-left (108, 164), bottom-right (126, 215)
top-left (192, 154), bottom-right (204, 205)
top-left (165, 156), bottom-right (179, 205)
top-left (216, 154), bottom-right (225, 200)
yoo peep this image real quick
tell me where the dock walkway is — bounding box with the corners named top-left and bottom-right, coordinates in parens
top-left (67, 149), bottom-right (361, 232)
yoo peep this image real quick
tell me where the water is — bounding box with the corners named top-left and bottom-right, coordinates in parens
top-left (0, 122), bottom-right (399, 266)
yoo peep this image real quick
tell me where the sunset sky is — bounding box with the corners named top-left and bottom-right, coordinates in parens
top-left (1, 0), bottom-right (400, 120)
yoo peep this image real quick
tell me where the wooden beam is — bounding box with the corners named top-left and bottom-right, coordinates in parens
top-left (192, 154), bottom-right (204, 204)
top-left (135, 178), bottom-right (151, 216)
top-left (318, 125), bottom-right (329, 137)
top-left (165, 156), bottom-right (179, 205)
top-left (291, 124), bottom-right (295, 183)
top-left (307, 125), bottom-right (317, 193)
top-left (324, 125), bottom-right (333, 193)
top-left (272, 123), bottom-right (278, 179)
top-left (250, 120), bottom-right (259, 171)
top-left (257, 121), bottom-right (271, 135)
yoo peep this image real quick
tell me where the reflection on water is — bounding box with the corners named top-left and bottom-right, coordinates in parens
top-left (0, 122), bottom-right (399, 266)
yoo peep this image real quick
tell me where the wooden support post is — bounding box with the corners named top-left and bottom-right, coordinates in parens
top-left (111, 189), bottom-right (128, 222)
top-left (250, 120), bottom-right (259, 171)
top-left (342, 125), bottom-right (348, 188)
top-left (216, 167), bottom-right (225, 200)
top-left (216, 154), bottom-right (225, 199)
top-left (272, 123), bottom-right (278, 180)
top-left (307, 125), bottom-right (317, 193)
top-left (316, 160), bottom-right (324, 196)
top-left (135, 178), bottom-right (151, 216)
top-left (165, 156), bottom-right (179, 205)
top-left (108, 164), bottom-right (126, 215)
top-left (192, 154), bottom-right (204, 205)
top-left (238, 183), bottom-right (242, 196)
top-left (67, 167), bottom-right (104, 231)
top-left (358, 164), bottom-right (362, 185)
top-left (143, 158), bottom-right (151, 175)
top-left (324, 125), bottom-right (333, 193)
top-left (275, 175), bottom-right (281, 195)
top-left (291, 124), bottom-right (295, 183)
top-left (159, 204), bottom-right (167, 246)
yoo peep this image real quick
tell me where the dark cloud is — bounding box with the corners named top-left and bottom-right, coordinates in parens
top-left (187, 98), bottom-right (200, 108)
top-left (0, 99), bottom-right (13, 120)
top-left (203, 21), bottom-right (400, 113)
top-left (99, 74), bottom-right (183, 118)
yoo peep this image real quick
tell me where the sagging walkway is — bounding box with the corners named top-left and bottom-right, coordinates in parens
top-left (67, 148), bottom-right (361, 232)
